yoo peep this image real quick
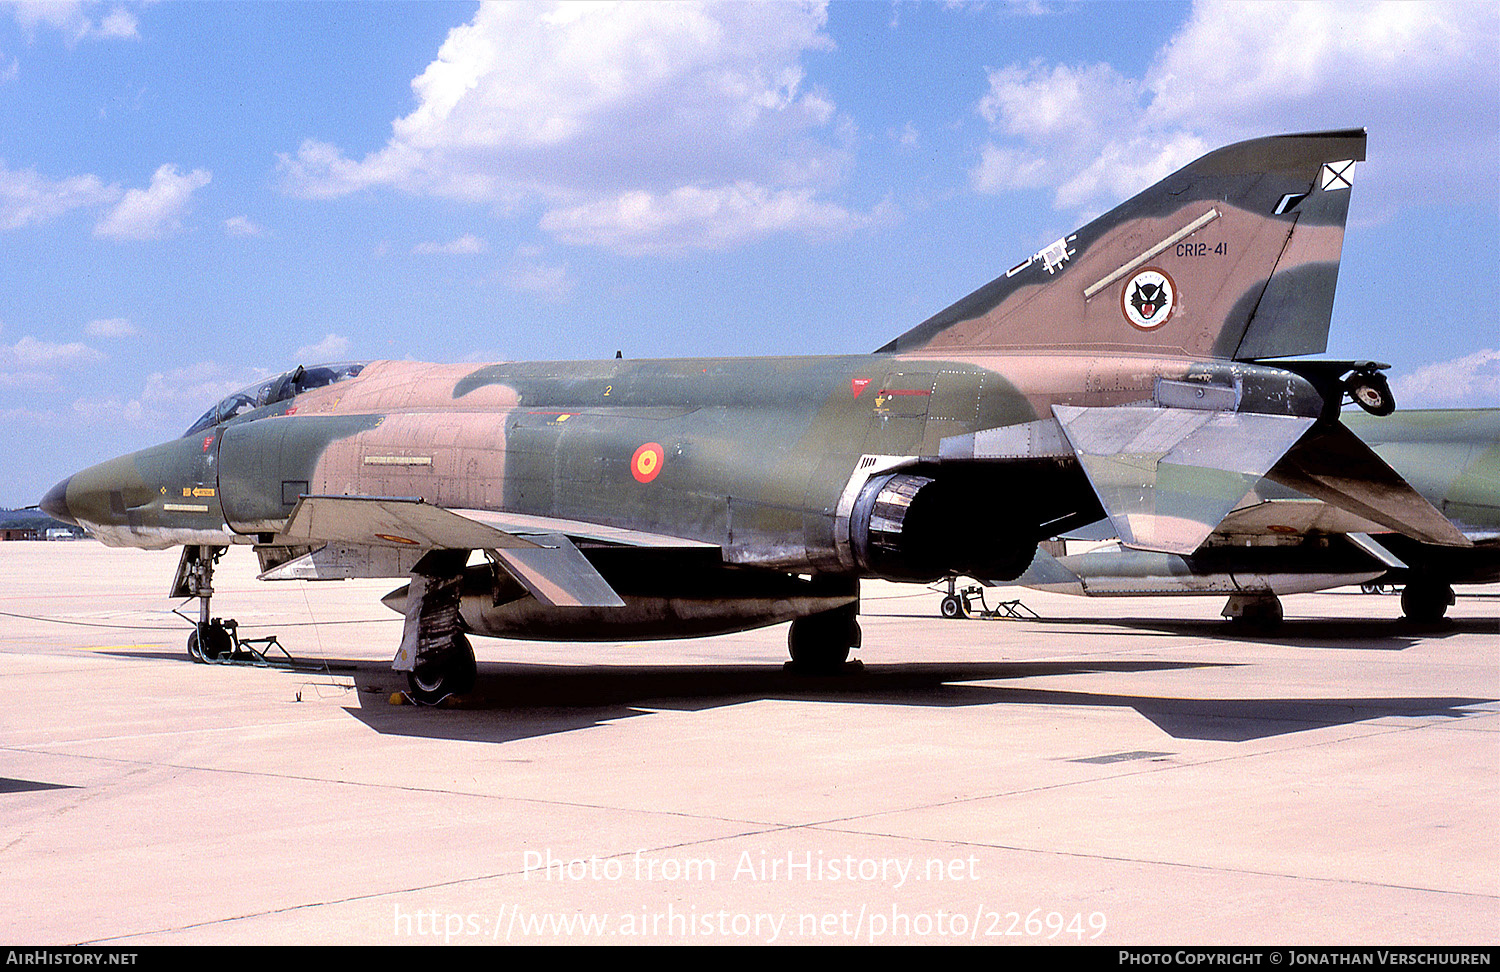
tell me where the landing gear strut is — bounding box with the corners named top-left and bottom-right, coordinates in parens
top-left (394, 551), bottom-right (477, 705)
top-left (939, 575), bottom-right (971, 620)
top-left (172, 545), bottom-right (232, 662)
top-left (787, 603), bottom-right (861, 675)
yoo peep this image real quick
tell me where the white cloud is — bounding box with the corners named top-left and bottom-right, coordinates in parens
top-left (413, 233), bottom-right (487, 255)
top-left (971, 0), bottom-right (1500, 214)
top-left (94, 6), bottom-right (137, 40)
top-left (0, 162), bottom-right (120, 230)
top-left (977, 60), bottom-right (1139, 143)
top-left (68, 395), bottom-right (141, 425)
top-left (1, 335), bottom-right (103, 368)
top-left (0, 405), bottom-right (64, 426)
top-left (280, 1), bottom-right (861, 254)
top-left (94, 164), bottom-right (211, 240)
top-left (540, 182), bottom-right (864, 256)
top-left (224, 215), bottom-right (266, 237)
top-left (69, 362), bottom-right (269, 430)
top-left (5, 1), bottom-right (140, 44)
top-left (505, 246), bottom-right (573, 301)
top-left (295, 333), bottom-right (350, 361)
top-left (970, 143), bottom-right (1052, 195)
top-left (85, 317), bottom-right (138, 337)
top-left (1391, 350), bottom-right (1500, 407)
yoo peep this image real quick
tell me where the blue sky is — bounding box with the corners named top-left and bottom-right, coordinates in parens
top-left (2, 0), bottom-right (1496, 507)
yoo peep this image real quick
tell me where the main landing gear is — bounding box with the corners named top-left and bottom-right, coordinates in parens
top-left (406, 631), bottom-right (477, 705)
top-left (1221, 593), bottom-right (1284, 630)
top-left (1400, 580), bottom-right (1454, 624)
top-left (394, 551), bottom-right (477, 705)
top-left (786, 603), bottom-right (862, 675)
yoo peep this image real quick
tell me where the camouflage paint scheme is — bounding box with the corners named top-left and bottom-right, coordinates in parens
top-left (1019, 409), bottom-right (1500, 610)
top-left (42, 129), bottom-right (1468, 685)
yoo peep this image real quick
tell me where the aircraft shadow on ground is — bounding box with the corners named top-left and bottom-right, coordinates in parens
top-left (328, 657), bottom-right (1494, 745)
top-left (997, 616), bottom-right (1496, 649)
top-left (0, 777), bottom-right (77, 793)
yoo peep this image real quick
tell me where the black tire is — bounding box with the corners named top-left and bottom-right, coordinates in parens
top-left (939, 594), bottom-right (968, 620)
top-left (1226, 596), bottom-right (1283, 630)
top-left (788, 607), bottom-right (860, 674)
top-left (406, 633), bottom-right (477, 705)
top-left (187, 623), bottom-right (231, 663)
top-left (1347, 373), bottom-right (1395, 416)
top-left (1400, 582), bottom-right (1453, 624)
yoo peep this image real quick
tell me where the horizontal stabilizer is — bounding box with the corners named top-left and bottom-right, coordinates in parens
top-left (1053, 404), bottom-right (1315, 554)
top-left (1266, 423), bottom-right (1471, 547)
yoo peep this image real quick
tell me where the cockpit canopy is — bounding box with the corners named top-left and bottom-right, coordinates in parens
top-left (183, 362), bottom-right (366, 437)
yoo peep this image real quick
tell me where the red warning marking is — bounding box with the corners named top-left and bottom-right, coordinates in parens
top-left (201, 435), bottom-right (215, 452)
top-left (632, 442), bottom-right (664, 483)
top-left (851, 378), bottom-right (870, 397)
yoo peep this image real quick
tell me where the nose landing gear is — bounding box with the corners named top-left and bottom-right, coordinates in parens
top-left (171, 545), bottom-right (291, 666)
top-left (172, 545), bottom-right (230, 661)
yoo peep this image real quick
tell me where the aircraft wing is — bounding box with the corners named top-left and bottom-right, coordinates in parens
top-left (272, 495), bottom-right (713, 608)
top-left (451, 507), bottom-right (719, 550)
top-left (280, 494), bottom-right (542, 550)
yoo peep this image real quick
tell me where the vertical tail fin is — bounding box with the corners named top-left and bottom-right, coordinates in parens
top-left (880, 129), bottom-right (1367, 360)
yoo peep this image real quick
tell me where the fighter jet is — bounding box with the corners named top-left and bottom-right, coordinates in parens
top-left (41, 129), bottom-right (1467, 702)
top-left (1012, 408), bottom-right (1499, 626)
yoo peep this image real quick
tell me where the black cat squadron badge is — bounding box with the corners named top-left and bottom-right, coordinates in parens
top-left (1122, 268), bottom-right (1176, 330)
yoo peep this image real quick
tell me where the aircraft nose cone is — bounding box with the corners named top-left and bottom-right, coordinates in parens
top-left (40, 476), bottom-right (76, 525)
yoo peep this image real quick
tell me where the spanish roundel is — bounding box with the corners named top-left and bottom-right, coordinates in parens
top-left (632, 442), bottom-right (665, 483)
